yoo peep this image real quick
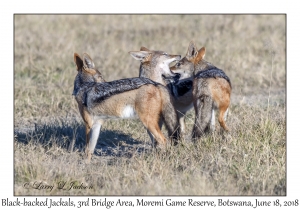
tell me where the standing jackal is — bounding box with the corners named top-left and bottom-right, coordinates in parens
top-left (171, 42), bottom-right (231, 139)
top-left (73, 53), bottom-right (180, 161)
top-left (129, 48), bottom-right (193, 134)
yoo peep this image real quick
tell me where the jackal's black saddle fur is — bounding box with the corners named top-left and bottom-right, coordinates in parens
top-left (195, 67), bottom-right (231, 88)
top-left (73, 77), bottom-right (159, 107)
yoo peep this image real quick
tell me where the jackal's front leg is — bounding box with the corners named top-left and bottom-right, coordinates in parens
top-left (85, 120), bottom-right (104, 163)
top-left (178, 112), bottom-right (186, 134)
top-left (84, 123), bottom-right (91, 157)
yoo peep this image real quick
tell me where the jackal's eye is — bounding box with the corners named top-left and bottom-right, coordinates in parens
top-left (175, 62), bottom-right (181, 67)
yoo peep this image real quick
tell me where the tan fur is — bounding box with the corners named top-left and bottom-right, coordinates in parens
top-left (171, 42), bottom-right (231, 138)
top-left (73, 53), bottom-right (179, 162)
top-left (207, 77), bottom-right (231, 131)
top-left (191, 46), bottom-right (231, 138)
top-left (87, 86), bottom-right (167, 143)
top-left (129, 48), bottom-right (193, 135)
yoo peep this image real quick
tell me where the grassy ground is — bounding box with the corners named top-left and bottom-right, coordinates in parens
top-left (14, 14), bottom-right (286, 195)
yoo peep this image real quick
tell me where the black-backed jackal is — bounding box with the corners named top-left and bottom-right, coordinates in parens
top-left (171, 42), bottom-right (231, 139)
top-left (129, 48), bottom-right (193, 134)
top-left (73, 53), bottom-right (180, 161)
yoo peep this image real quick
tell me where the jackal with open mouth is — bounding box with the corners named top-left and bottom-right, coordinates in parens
top-left (129, 47), bottom-right (194, 135)
top-left (73, 53), bottom-right (180, 161)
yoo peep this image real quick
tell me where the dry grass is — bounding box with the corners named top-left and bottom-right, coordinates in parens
top-left (14, 14), bottom-right (286, 195)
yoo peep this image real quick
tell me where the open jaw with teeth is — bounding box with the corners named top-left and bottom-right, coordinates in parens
top-left (163, 60), bottom-right (194, 98)
top-left (164, 60), bottom-right (181, 81)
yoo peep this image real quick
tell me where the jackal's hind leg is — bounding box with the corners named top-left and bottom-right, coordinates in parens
top-left (147, 124), bottom-right (167, 147)
top-left (218, 106), bottom-right (229, 131)
top-left (147, 129), bottom-right (155, 147)
top-left (192, 96), bottom-right (213, 139)
top-left (209, 109), bottom-right (216, 132)
top-left (148, 118), bottom-right (164, 147)
top-left (224, 108), bottom-right (229, 121)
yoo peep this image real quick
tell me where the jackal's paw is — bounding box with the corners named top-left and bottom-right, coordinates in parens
top-left (221, 131), bottom-right (232, 141)
top-left (171, 139), bottom-right (179, 146)
top-left (180, 133), bottom-right (193, 142)
top-left (83, 153), bottom-right (92, 164)
top-left (154, 143), bottom-right (167, 152)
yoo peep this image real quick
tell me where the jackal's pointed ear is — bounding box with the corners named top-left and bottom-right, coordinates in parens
top-left (82, 53), bottom-right (95, 69)
top-left (186, 41), bottom-right (198, 60)
top-left (129, 51), bottom-right (151, 61)
top-left (74, 53), bottom-right (84, 70)
top-left (197, 47), bottom-right (206, 60)
top-left (140, 46), bottom-right (150, 51)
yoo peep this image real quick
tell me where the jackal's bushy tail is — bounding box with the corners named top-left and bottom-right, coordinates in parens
top-left (192, 95), bottom-right (213, 139)
top-left (158, 85), bottom-right (181, 144)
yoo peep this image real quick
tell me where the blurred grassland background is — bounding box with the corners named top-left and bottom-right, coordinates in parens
top-left (14, 15), bottom-right (286, 195)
